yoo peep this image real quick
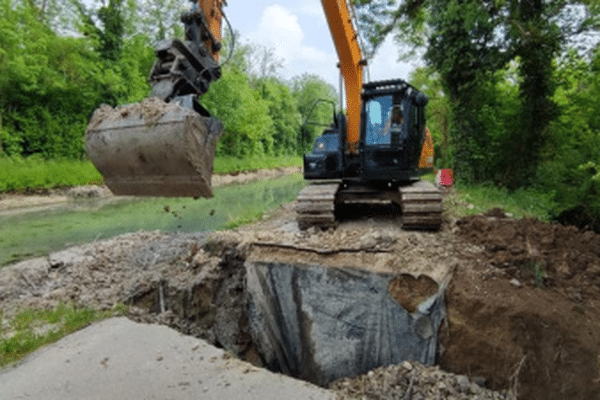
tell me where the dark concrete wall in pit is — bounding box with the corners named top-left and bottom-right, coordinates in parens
top-left (245, 260), bottom-right (446, 386)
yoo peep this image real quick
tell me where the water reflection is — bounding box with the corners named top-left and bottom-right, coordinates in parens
top-left (0, 175), bottom-right (305, 266)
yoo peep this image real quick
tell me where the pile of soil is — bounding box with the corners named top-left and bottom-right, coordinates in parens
top-left (330, 360), bottom-right (507, 400)
top-left (444, 210), bottom-right (600, 399)
top-left (86, 97), bottom-right (174, 130)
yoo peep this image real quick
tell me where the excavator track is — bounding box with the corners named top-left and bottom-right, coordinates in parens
top-left (295, 183), bottom-right (340, 230)
top-left (399, 180), bottom-right (443, 230)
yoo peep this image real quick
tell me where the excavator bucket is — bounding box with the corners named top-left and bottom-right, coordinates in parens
top-left (86, 97), bottom-right (222, 198)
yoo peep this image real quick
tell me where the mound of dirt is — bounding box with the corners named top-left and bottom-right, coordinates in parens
top-left (456, 209), bottom-right (600, 295)
top-left (443, 211), bottom-right (600, 399)
top-left (86, 97), bottom-right (173, 131)
top-left (330, 359), bottom-right (508, 399)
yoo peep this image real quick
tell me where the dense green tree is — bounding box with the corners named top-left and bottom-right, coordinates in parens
top-left (243, 43), bottom-right (301, 155)
top-left (355, 0), bottom-right (598, 187)
top-left (72, 0), bottom-right (127, 61)
top-left (425, 0), bottom-right (509, 183)
top-left (535, 48), bottom-right (600, 229)
top-left (0, 0), bottom-right (156, 158)
top-left (202, 65), bottom-right (274, 157)
top-left (257, 77), bottom-right (302, 155)
top-left (0, 0), bottom-right (104, 157)
top-left (502, 1), bottom-right (562, 186)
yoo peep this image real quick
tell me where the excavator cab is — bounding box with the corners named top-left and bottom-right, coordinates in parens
top-left (304, 79), bottom-right (428, 185)
top-left (359, 80), bottom-right (428, 183)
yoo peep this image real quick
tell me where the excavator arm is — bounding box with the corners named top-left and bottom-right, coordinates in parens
top-left (320, 0), bottom-right (363, 154)
top-left (147, 0), bottom-right (224, 105)
top-left (85, 0), bottom-right (227, 198)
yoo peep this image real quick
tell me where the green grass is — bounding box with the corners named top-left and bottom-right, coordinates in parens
top-left (213, 154), bottom-right (302, 174)
top-left (0, 303), bottom-right (128, 367)
top-left (0, 156), bottom-right (103, 193)
top-left (419, 172), bottom-right (435, 184)
top-left (446, 183), bottom-right (556, 221)
top-left (0, 154), bottom-right (302, 193)
top-left (223, 210), bottom-right (265, 230)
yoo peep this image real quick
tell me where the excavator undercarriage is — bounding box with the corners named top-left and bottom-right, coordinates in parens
top-left (296, 181), bottom-right (442, 231)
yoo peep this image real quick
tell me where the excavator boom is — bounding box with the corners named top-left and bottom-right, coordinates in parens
top-left (320, 0), bottom-right (363, 154)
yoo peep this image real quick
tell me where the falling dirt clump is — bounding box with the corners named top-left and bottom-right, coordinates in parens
top-left (443, 213), bottom-right (600, 400)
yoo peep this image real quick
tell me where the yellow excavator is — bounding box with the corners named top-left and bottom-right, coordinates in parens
top-left (86, 0), bottom-right (441, 230)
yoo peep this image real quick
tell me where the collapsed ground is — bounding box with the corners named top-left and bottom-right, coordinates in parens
top-left (1, 193), bottom-right (599, 400)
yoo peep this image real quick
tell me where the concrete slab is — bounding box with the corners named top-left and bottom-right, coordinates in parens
top-left (0, 317), bottom-right (335, 400)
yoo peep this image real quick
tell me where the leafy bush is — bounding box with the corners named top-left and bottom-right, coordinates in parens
top-left (532, 50), bottom-right (600, 232)
top-left (0, 156), bottom-right (103, 192)
top-left (213, 155), bottom-right (302, 174)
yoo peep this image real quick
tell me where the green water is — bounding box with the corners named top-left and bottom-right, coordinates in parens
top-left (0, 175), bottom-right (305, 266)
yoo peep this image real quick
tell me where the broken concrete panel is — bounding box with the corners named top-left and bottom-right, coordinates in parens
top-left (245, 260), bottom-right (446, 386)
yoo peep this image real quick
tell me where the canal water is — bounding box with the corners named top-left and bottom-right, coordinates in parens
top-left (0, 175), bottom-right (305, 266)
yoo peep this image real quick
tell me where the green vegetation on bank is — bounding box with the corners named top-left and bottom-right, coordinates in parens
top-left (423, 171), bottom-right (554, 222)
top-left (0, 302), bottom-right (128, 367)
top-left (0, 155), bottom-right (302, 193)
top-left (0, 156), bottom-right (103, 192)
top-left (447, 184), bottom-right (556, 222)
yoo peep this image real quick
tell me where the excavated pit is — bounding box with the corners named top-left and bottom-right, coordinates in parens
top-left (117, 232), bottom-right (448, 387)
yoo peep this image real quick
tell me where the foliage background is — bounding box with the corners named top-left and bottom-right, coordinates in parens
top-left (0, 0), bottom-right (337, 162)
top-left (362, 0), bottom-right (600, 231)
